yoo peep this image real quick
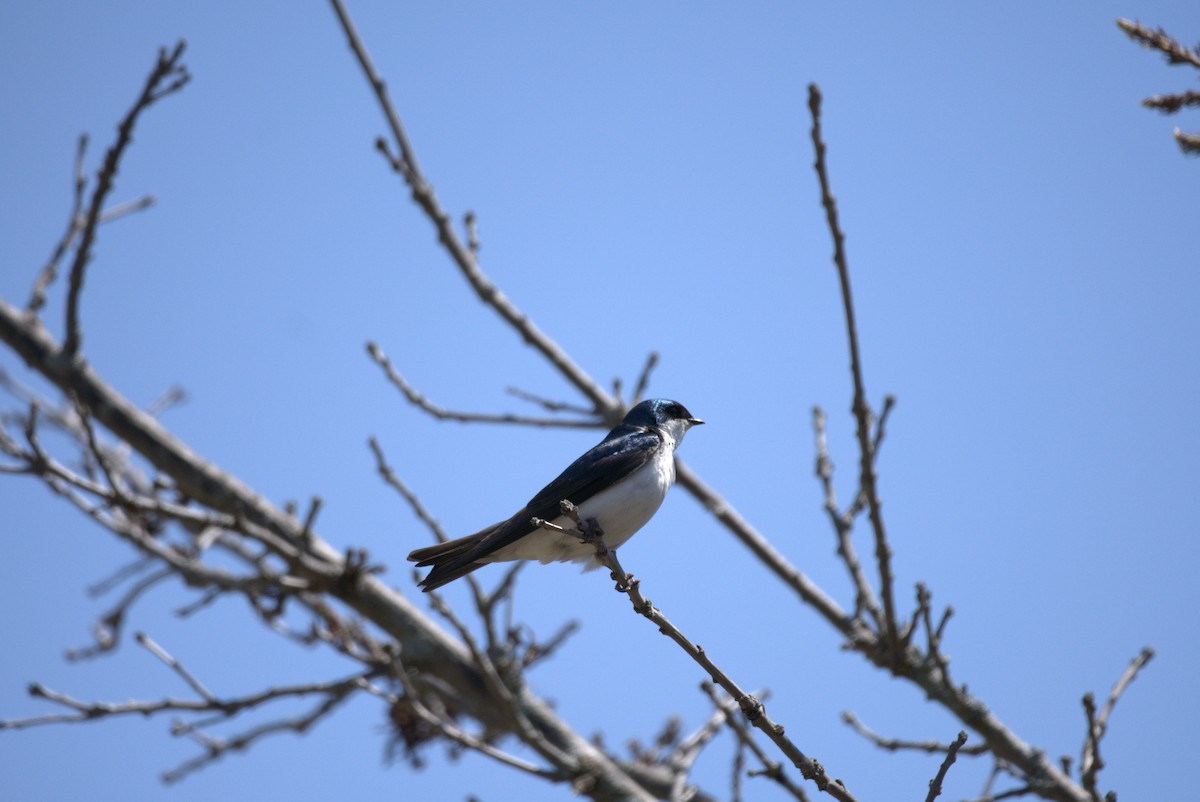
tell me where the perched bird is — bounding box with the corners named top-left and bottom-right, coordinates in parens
top-left (409, 398), bottom-right (703, 591)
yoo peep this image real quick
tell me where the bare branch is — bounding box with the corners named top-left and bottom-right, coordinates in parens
top-left (924, 731), bottom-right (969, 802)
top-left (299, 495), bottom-right (323, 545)
top-left (1173, 129), bottom-right (1200, 155)
top-left (386, 665), bottom-right (554, 780)
top-left (701, 683), bottom-right (810, 802)
top-left (915, 583), bottom-right (954, 690)
top-left (99, 194), bottom-right (156, 223)
top-left (2, 671), bottom-right (373, 733)
top-left (665, 708), bottom-right (724, 779)
top-left (842, 711), bottom-right (987, 757)
top-left (505, 386), bottom-right (594, 416)
top-left (65, 567), bottom-right (173, 661)
top-left (630, 351), bottom-right (659, 404)
top-left (812, 405), bottom-right (881, 626)
top-left (162, 680), bottom-right (363, 784)
top-left (542, 505), bottom-right (859, 802)
top-left (367, 341), bottom-right (600, 428)
top-left (63, 41), bottom-right (190, 359)
top-left (1080, 647), bottom-right (1154, 799)
top-left (464, 210), bottom-right (480, 255)
top-left (368, 436), bottom-right (449, 542)
top-left (136, 633), bottom-right (215, 702)
top-left (28, 134), bottom-right (89, 314)
top-left (1116, 19), bottom-right (1200, 69)
top-left (1116, 19), bottom-right (1200, 155)
top-left (330, 0), bottom-right (615, 413)
top-left (1097, 647), bottom-right (1154, 732)
top-left (146, 384), bottom-right (187, 417)
top-left (807, 83), bottom-right (899, 649)
top-left (85, 554), bottom-right (157, 597)
top-left (1141, 89), bottom-right (1200, 114)
top-left (1080, 694), bottom-right (1104, 801)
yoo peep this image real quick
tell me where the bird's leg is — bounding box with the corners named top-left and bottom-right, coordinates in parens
top-left (558, 500), bottom-right (603, 541)
top-left (580, 516), bottom-right (604, 543)
top-left (557, 500), bottom-right (632, 592)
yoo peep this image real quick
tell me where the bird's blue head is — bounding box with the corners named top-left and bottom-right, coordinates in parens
top-left (623, 399), bottom-right (704, 430)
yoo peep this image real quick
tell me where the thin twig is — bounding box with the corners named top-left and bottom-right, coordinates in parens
top-left (924, 731), bottom-right (968, 802)
top-left (162, 681), bottom-right (362, 784)
top-left (916, 583), bottom-right (954, 690)
top-left (386, 647), bottom-right (558, 781)
top-left (1116, 19), bottom-right (1200, 69)
top-left (136, 632), bottom-right (215, 702)
top-left (1116, 19), bottom-right (1200, 155)
top-left (464, 210), bottom-right (480, 254)
top-left (812, 405), bottom-right (881, 626)
top-left (842, 711), bottom-right (986, 756)
top-left (28, 135), bottom-right (89, 313)
top-left (367, 341), bottom-right (600, 428)
top-left (1, 671), bottom-right (373, 732)
top-left (63, 41), bottom-right (190, 359)
top-left (631, 351), bottom-right (659, 404)
top-left (99, 194), bottom-right (156, 223)
top-left (1080, 647), bottom-right (1153, 799)
top-left (505, 386), bottom-right (594, 416)
top-left (1097, 647), bottom-right (1154, 732)
top-left (85, 554), bottom-right (157, 597)
top-left (65, 567), bottom-right (174, 661)
top-left (1080, 694), bottom-right (1104, 801)
top-left (299, 495), bottom-right (323, 545)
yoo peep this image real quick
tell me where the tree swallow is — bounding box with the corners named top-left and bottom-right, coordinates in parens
top-left (409, 398), bottom-right (703, 591)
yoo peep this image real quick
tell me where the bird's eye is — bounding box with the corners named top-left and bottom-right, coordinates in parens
top-left (666, 403), bottom-right (683, 417)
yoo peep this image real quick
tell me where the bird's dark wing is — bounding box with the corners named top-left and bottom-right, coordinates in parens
top-left (519, 426), bottom-right (662, 526)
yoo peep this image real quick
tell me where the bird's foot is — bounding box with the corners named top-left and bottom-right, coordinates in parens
top-left (579, 516), bottom-right (605, 544)
top-left (558, 500), bottom-right (606, 545)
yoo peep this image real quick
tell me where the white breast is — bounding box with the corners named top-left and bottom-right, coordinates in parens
top-left (485, 438), bottom-right (677, 567)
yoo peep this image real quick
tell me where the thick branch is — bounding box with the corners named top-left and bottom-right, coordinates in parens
top-left (0, 297), bottom-right (654, 801)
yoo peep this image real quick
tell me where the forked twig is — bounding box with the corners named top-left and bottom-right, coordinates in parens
top-left (62, 42), bottom-right (190, 358)
top-left (330, 0), bottom-right (614, 412)
top-left (807, 83), bottom-right (899, 650)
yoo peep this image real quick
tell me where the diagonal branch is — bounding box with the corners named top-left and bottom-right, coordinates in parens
top-left (540, 506), bottom-right (859, 802)
top-left (1080, 647), bottom-right (1154, 798)
top-left (1116, 19), bottom-right (1200, 69)
top-left (924, 731), bottom-right (968, 802)
top-left (702, 682), bottom-right (810, 802)
top-left (330, 0), bottom-right (615, 414)
top-left (674, 460), bottom-right (862, 642)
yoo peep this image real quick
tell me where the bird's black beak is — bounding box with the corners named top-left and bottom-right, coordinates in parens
top-left (688, 417), bottom-right (705, 426)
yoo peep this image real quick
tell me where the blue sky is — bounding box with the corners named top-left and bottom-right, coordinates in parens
top-left (2, 2), bottom-right (1198, 800)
